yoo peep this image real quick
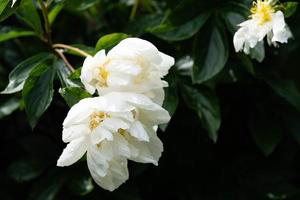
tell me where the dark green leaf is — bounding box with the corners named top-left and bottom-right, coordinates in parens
top-left (262, 71), bottom-right (300, 112)
top-left (17, 0), bottom-right (43, 36)
top-left (1, 53), bottom-right (53, 94)
top-left (181, 84), bottom-right (221, 142)
top-left (59, 87), bottom-right (91, 107)
top-left (192, 24), bottom-right (229, 83)
top-left (55, 59), bottom-right (80, 87)
top-left (0, 26), bottom-right (36, 43)
top-left (22, 59), bottom-right (56, 128)
top-left (160, 74), bottom-right (178, 131)
top-left (150, 12), bottom-right (210, 42)
top-left (0, 0), bottom-right (21, 22)
top-left (8, 157), bottom-right (47, 182)
top-left (283, 2), bottom-right (298, 18)
top-left (48, 3), bottom-right (64, 25)
top-left (95, 33), bottom-right (128, 52)
top-left (29, 170), bottom-right (64, 200)
top-left (249, 41), bottom-right (265, 62)
top-left (249, 103), bottom-right (283, 156)
top-left (0, 97), bottom-right (19, 119)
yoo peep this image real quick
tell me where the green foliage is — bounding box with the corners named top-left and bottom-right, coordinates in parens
top-left (0, 0), bottom-right (300, 199)
top-left (96, 33), bottom-right (129, 51)
top-left (283, 2), bottom-right (298, 18)
top-left (59, 87), bottom-right (92, 107)
top-left (22, 59), bottom-right (56, 128)
top-left (1, 53), bottom-right (53, 94)
top-left (192, 23), bottom-right (229, 84)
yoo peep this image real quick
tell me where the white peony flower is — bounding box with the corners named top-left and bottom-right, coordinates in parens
top-left (233, 0), bottom-right (292, 54)
top-left (11, 0), bottom-right (16, 7)
top-left (57, 92), bottom-right (170, 191)
top-left (80, 38), bottom-right (175, 105)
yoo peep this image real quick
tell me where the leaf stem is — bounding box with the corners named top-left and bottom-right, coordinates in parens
top-left (52, 43), bottom-right (92, 57)
top-left (38, 0), bottom-right (52, 45)
top-left (129, 0), bottom-right (139, 21)
top-left (54, 49), bottom-right (75, 72)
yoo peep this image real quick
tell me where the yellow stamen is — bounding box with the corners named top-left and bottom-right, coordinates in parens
top-left (98, 59), bottom-right (110, 87)
top-left (250, 0), bottom-right (275, 25)
top-left (89, 112), bottom-right (110, 130)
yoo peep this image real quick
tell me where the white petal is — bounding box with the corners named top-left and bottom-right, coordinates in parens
top-left (129, 121), bottom-right (149, 142)
top-left (63, 98), bottom-right (95, 127)
top-left (272, 11), bottom-right (292, 43)
top-left (108, 38), bottom-right (161, 63)
top-left (11, 0), bottom-right (17, 7)
top-left (90, 157), bottom-right (129, 191)
top-left (57, 137), bottom-right (87, 167)
top-left (62, 124), bottom-right (87, 143)
top-left (158, 52), bottom-right (175, 76)
top-left (87, 145), bottom-right (110, 178)
top-left (127, 126), bottom-right (163, 165)
top-left (91, 126), bottom-right (113, 144)
top-left (102, 117), bottom-right (131, 132)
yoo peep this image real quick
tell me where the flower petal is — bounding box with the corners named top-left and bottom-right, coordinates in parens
top-left (57, 137), bottom-right (87, 167)
top-left (129, 121), bottom-right (149, 142)
top-left (91, 126), bottom-right (113, 144)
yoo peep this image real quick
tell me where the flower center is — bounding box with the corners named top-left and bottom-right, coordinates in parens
top-left (250, 0), bottom-right (275, 25)
top-left (89, 112), bottom-right (110, 130)
top-left (98, 59), bottom-right (110, 87)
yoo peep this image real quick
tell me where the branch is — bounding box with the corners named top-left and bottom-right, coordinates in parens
top-left (54, 49), bottom-right (75, 72)
top-left (52, 43), bottom-right (91, 57)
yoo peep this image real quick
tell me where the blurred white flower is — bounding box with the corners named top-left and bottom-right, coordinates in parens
top-left (233, 0), bottom-right (292, 54)
top-left (11, 0), bottom-right (16, 7)
top-left (57, 92), bottom-right (170, 191)
top-left (80, 38), bottom-right (175, 105)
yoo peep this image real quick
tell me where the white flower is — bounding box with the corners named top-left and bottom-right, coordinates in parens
top-left (11, 0), bottom-right (17, 7)
top-left (80, 38), bottom-right (175, 105)
top-left (57, 92), bottom-right (170, 191)
top-left (233, 0), bottom-right (292, 54)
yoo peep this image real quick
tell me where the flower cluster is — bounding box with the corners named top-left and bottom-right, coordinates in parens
top-left (57, 38), bottom-right (174, 191)
top-left (234, 0), bottom-right (292, 54)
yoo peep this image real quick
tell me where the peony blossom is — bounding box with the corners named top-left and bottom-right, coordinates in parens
top-left (57, 92), bottom-right (170, 191)
top-left (80, 38), bottom-right (175, 105)
top-left (233, 0), bottom-right (292, 54)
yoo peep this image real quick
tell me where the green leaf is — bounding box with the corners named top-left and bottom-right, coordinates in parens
top-left (0, 26), bottom-right (36, 43)
top-left (1, 53), bottom-right (53, 94)
top-left (221, 2), bottom-right (249, 34)
top-left (17, 0), bottom-right (43, 36)
top-left (181, 84), bottom-right (221, 142)
top-left (0, 0), bottom-right (21, 22)
top-left (22, 59), bottom-right (56, 128)
top-left (8, 157), bottom-right (47, 182)
top-left (160, 74), bottom-right (178, 131)
top-left (95, 33), bottom-right (128, 52)
top-left (0, 97), bottom-right (19, 119)
top-left (29, 170), bottom-right (64, 200)
top-left (55, 59), bottom-right (80, 87)
top-left (283, 2), bottom-right (298, 18)
top-left (150, 12), bottom-right (210, 42)
top-left (249, 103), bottom-right (283, 156)
top-left (67, 172), bottom-right (94, 196)
top-left (69, 67), bottom-right (82, 80)
top-left (59, 87), bottom-right (91, 107)
top-left (48, 3), bottom-right (64, 25)
top-left (249, 41), bottom-right (265, 62)
top-left (262, 71), bottom-right (300, 113)
top-left (192, 24), bottom-right (229, 83)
